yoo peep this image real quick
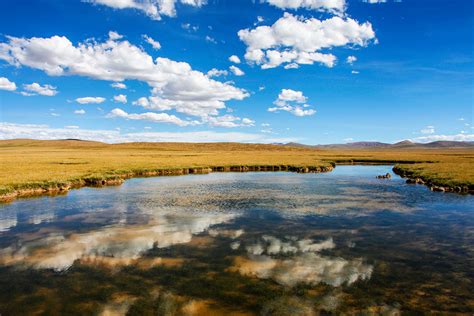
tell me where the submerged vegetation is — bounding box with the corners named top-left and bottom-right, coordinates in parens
top-left (0, 139), bottom-right (473, 201)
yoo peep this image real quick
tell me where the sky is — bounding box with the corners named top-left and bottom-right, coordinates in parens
top-left (0, 0), bottom-right (472, 144)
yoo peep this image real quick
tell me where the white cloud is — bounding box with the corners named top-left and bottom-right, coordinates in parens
top-left (23, 82), bottom-right (58, 96)
top-left (229, 55), bottom-right (241, 64)
top-left (76, 97), bottom-right (106, 104)
top-left (85, 0), bottom-right (207, 20)
top-left (229, 65), bottom-right (245, 76)
top-left (111, 82), bottom-right (127, 89)
top-left (268, 89), bottom-right (316, 116)
top-left (284, 63), bottom-right (299, 69)
top-left (363, 0), bottom-right (387, 3)
top-left (143, 34), bottom-right (161, 50)
top-left (346, 55), bottom-right (357, 64)
top-left (205, 35), bottom-right (217, 44)
top-left (0, 33), bottom-right (248, 118)
top-left (107, 108), bottom-right (194, 126)
top-left (410, 133), bottom-right (474, 143)
top-left (0, 122), bottom-right (299, 143)
top-left (207, 68), bottom-right (228, 78)
top-left (420, 125), bottom-right (435, 134)
top-left (238, 13), bottom-right (375, 69)
top-left (74, 109), bottom-right (86, 115)
top-left (0, 77), bottom-right (16, 91)
top-left (264, 0), bottom-right (346, 14)
top-left (65, 125), bottom-right (80, 129)
top-left (201, 114), bottom-right (255, 128)
top-left (113, 94), bottom-right (127, 103)
top-left (108, 31), bottom-right (123, 40)
top-left (351, 70), bottom-right (359, 74)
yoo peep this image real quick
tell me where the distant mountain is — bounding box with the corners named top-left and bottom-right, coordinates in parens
top-left (393, 140), bottom-right (415, 147)
top-left (283, 140), bottom-right (474, 149)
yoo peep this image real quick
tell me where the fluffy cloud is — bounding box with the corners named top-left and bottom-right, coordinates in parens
top-left (85, 0), bottom-right (207, 20)
top-left (410, 133), bottom-right (474, 143)
top-left (363, 0), bottom-right (387, 3)
top-left (238, 13), bottom-right (375, 69)
top-left (113, 94), bottom-right (127, 103)
top-left (107, 108), bottom-right (194, 126)
top-left (346, 55), bottom-right (357, 64)
top-left (74, 109), bottom-right (86, 115)
top-left (264, 0), bottom-right (346, 14)
top-left (229, 55), bottom-right (241, 64)
top-left (23, 82), bottom-right (58, 96)
top-left (201, 114), bottom-right (255, 128)
top-left (76, 97), bottom-right (106, 104)
top-left (229, 65), bottom-right (245, 76)
top-left (0, 33), bottom-right (248, 118)
top-left (0, 77), bottom-right (16, 91)
top-left (268, 89), bottom-right (316, 116)
top-left (143, 34), bottom-right (161, 50)
top-left (207, 68), bottom-right (228, 77)
top-left (0, 122), bottom-right (299, 143)
top-left (111, 82), bottom-right (127, 89)
top-left (420, 125), bottom-right (435, 134)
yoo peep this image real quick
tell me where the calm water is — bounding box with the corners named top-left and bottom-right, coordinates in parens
top-left (0, 166), bottom-right (473, 315)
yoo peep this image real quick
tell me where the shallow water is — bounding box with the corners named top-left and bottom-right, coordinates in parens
top-left (0, 166), bottom-right (473, 315)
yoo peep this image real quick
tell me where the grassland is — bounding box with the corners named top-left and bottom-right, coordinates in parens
top-left (0, 139), bottom-right (473, 201)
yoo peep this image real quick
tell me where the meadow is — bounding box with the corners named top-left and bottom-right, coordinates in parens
top-left (0, 139), bottom-right (473, 200)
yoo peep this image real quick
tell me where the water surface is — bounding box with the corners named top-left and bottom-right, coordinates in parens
top-left (0, 166), bottom-right (473, 315)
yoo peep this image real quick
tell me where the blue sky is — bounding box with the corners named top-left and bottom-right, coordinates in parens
top-left (0, 0), bottom-right (472, 144)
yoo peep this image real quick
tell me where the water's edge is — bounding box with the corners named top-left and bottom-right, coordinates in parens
top-left (2, 162), bottom-right (472, 203)
top-left (1, 164), bottom-right (335, 203)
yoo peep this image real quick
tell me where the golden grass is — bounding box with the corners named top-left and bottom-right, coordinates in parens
top-left (0, 139), bottom-right (473, 197)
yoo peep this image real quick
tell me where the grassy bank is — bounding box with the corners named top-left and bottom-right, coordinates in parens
top-left (0, 139), bottom-right (473, 201)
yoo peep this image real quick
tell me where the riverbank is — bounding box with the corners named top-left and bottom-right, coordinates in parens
top-left (1, 140), bottom-right (473, 202)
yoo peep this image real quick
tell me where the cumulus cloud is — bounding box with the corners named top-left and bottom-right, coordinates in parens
top-left (207, 68), bottom-right (228, 78)
top-left (23, 82), bottom-right (58, 96)
top-left (420, 125), bottom-right (435, 134)
top-left (233, 235), bottom-right (372, 287)
top-left (107, 108), bottom-right (194, 126)
top-left (0, 33), bottom-right (248, 118)
top-left (410, 133), bottom-right (474, 143)
top-left (113, 94), bottom-right (127, 103)
top-left (346, 55), bottom-right (357, 64)
top-left (229, 55), bottom-right (241, 64)
top-left (229, 65), bottom-right (245, 76)
top-left (0, 122), bottom-right (299, 143)
top-left (363, 0), bottom-right (387, 3)
top-left (0, 77), bottom-right (17, 91)
top-left (201, 114), bottom-right (255, 128)
top-left (268, 89), bottom-right (316, 116)
top-left (205, 35), bottom-right (217, 44)
top-left (111, 82), bottom-right (127, 89)
top-left (143, 34), bottom-right (161, 50)
top-left (264, 0), bottom-right (346, 14)
top-left (238, 13), bottom-right (375, 69)
top-left (74, 109), bottom-right (86, 115)
top-left (85, 0), bottom-right (207, 20)
top-left (76, 97), bottom-right (106, 104)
